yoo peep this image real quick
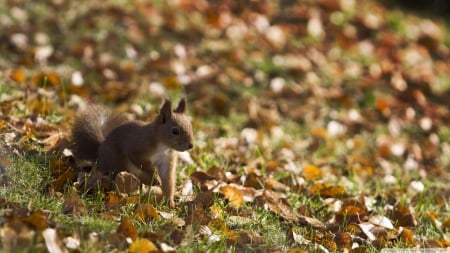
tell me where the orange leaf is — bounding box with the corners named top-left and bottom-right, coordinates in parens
top-left (133, 204), bottom-right (158, 221)
top-left (105, 193), bottom-right (127, 210)
top-left (9, 69), bottom-right (26, 83)
top-left (49, 168), bottom-right (75, 193)
top-left (399, 228), bottom-right (415, 246)
top-left (116, 216), bottom-right (138, 240)
top-left (302, 164), bottom-right (323, 180)
top-left (310, 127), bottom-right (328, 138)
top-left (32, 72), bottom-right (60, 87)
top-left (442, 219), bottom-right (450, 229)
top-left (128, 238), bottom-right (158, 253)
top-left (220, 185), bottom-right (244, 209)
top-left (22, 209), bottom-right (49, 231)
top-left (335, 232), bottom-right (352, 249)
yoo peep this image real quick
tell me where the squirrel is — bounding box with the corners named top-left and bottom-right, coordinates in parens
top-left (71, 98), bottom-right (194, 207)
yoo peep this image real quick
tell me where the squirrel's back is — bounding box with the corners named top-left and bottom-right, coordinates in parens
top-left (72, 105), bottom-right (128, 161)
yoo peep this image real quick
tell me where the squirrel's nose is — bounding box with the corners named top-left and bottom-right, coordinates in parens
top-left (187, 143), bottom-right (193, 150)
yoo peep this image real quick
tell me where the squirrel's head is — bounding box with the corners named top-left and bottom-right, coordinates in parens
top-left (157, 98), bottom-right (194, 152)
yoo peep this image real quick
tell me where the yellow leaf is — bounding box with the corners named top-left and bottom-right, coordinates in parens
top-left (302, 164), bottom-right (323, 180)
top-left (220, 185), bottom-right (244, 209)
top-left (9, 69), bottom-right (26, 83)
top-left (129, 238), bottom-right (158, 253)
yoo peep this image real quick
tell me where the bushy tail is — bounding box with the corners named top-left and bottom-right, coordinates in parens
top-left (71, 105), bottom-right (127, 162)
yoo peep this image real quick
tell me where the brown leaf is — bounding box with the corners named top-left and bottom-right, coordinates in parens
top-left (261, 190), bottom-right (298, 223)
top-left (22, 209), bottom-right (50, 231)
top-left (336, 201), bottom-right (368, 225)
top-left (133, 204), bottom-right (158, 221)
top-left (49, 167), bottom-right (76, 193)
top-left (264, 177), bottom-right (289, 192)
top-left (190, 170), bottom-right (216, 188)
top-left (62, 194), bottom-right (84, 215)
top-left (128, 238), bottom-right (158, 253)
top-left (105, 193), bottom-right (127, 210)
top-left (319, 185), bottom-right (346, 199)
top-left (244, 172), bottom-right (263, 189)
top-left (334, 232), bottom-right (352, 249)
top-left (297, 215), bottom-right (325, 229)
top-left (32, 72), bottom-right (61, 87)
top-left (390, 205), bottom-right (418, 227)
top-left (226, 230), bottom-right (265, 246)
top-left (116, 216), bottom-right (138, 240)
top-left (115, 171), bottom-right (141, 194)
top-left (220, 185), bottom-right (244, 209)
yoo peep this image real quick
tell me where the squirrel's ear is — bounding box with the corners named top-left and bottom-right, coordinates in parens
top-left (159, 99), bottom-right (172, 123)
top-left (174, 97), bottom-right (186, 113)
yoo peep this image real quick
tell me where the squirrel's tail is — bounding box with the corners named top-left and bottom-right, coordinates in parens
top-left (71, 105), bottom-right (127, 162)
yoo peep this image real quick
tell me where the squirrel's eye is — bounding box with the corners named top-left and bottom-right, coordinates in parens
top-left (171, 127), bottom-right (180, 135)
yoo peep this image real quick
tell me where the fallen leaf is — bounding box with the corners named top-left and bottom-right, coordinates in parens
top-left (133, 204), bottom-right (158, 221)
top-left (9, 69), bottom-right (26, 83)
top-left (128, 238), bottom-right (158, 253)
top-left (301, 164), bottom-right (323, 180)
top-left (22, 209), bottom-right (50, 231)
top-left (49, 168), bottom-right (76, 193)
top-left (297, 215), bottom-right (325, 229)
top-left (244, 172), bottom-right (263, 189)
top-left (220, 185), bottom-right (244, 209)
top-left (369, 215), bottom-right (394, 230)
top-left (390, 205), bottom-right (418, 227)
top-left (334, 232), bottom-right (352, 250)
top-left (398, 227), bottom-right (415, 246)
top-left (116, 216), bottom-right (138, 240)
top-left (62, 194), bottom-right (84, 216)
top-left (115, 171), bottom-right (141, 194)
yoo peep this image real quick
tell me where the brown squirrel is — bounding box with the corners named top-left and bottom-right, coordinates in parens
top-left (71, 98), bottom-right (194, 207)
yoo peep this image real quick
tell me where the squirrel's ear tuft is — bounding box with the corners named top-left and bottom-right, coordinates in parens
top-left (159, 99), bottom-right (172, 123)
top-left (174, 97), bottom-right (186, 113)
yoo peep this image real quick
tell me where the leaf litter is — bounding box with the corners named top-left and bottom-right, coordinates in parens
top-left (0, 0), bottom-right (450, 252)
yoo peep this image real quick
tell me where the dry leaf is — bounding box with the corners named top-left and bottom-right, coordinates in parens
top-left (301, 164), bottom-right (323, 180)
top-left (244, 172), bottom-right (263, 189)
top-left (115, 171), bottom-right (141, 194)
top-left (9, 69), bottom-right (26, 83)
top-left (133, 204), bottom-right (158, 221)
top-left (297, 215), bottom-right (325, 229)
top-left (62, 194), bottom-right (84, 215)
top-left (128, 238), bottom-right (158, 253)
top-left (22, 209), bottom-right (50, 231)
top-left (49, 168), bottom-right (76, 193)
top-left (334, 232), bottom-right (352, 249)
top-left (116, 216), bottom-right (138, 240)
top-left (220, 185), bottom-right (244, 209)
top-left (390, 205), bottom-right (418, 227)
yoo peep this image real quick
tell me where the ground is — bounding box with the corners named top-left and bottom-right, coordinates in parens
top-left (0, 0), bottom-right (450, 252)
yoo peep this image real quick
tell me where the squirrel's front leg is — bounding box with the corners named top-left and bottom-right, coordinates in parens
top-left (157, 151), bottom-right (177, 208)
